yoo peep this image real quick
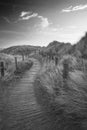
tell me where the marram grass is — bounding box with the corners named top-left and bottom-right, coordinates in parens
top-left (34, 59), bottom-right (87, 130)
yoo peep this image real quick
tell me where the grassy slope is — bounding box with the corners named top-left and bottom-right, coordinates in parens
top-left (34, 55), bottom-right (87, 130)
top-left (0, 53), bottom-right (32, 78)
top-left (0, 45), bottom-right (41, 55)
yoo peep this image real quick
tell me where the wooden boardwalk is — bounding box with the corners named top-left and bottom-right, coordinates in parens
top-left (1, 58), bottom-right (57, 130)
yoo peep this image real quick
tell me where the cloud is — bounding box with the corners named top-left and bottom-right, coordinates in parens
top-left (3, 10), bottom-right (51, 28)
top-left (19, 11), bottom-right (38, 21)
top-left (2, 16), bottom-right (11, 23)
top-left (20, 11), bottom-right (32, 17)
top-left (67, 26), bottom-right (77, 29)
top-left (19, 11), bottom-right (51, 28)
top-left (38, 16), bottom-right (50, 28)
top-left (62, 4), bottom-right (87, 12)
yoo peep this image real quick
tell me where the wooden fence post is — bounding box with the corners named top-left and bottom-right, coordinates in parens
top-left (15, 57), bottom-right (18, 70)
top-left (63, 60), bottom-right (69, 80)
top-left (55, 56), bottom-right (58, 66)
top-left (0, 61), bottom-right (4, 77)
top-left (22, 55), bottom-right (24, 61)
top-left (82, 59), bottom-right (85, 72)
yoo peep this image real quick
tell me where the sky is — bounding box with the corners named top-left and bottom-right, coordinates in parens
top-left (0, 0), bottom-right (87, 47)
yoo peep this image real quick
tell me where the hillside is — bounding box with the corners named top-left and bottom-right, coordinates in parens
top-left (75, 33), bottom-right (87, 58)
top-left (43, 32), bottom-right (87, 59)
top-left (40, 41), bottom-right (72, 57)
top-left (67, 32), bottom-right (87, 58)
top-left (0, 45), bottom-right (41, 55)
top-left (0, 42), bottom-right (72, 58)
top-left (1, 32), bottom-right (87, 58)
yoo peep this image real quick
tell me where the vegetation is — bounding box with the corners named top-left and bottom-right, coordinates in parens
top-left (34, 54), bottom-right (87, 130)
top-left (0, 53), bottom-right (33, 81)
top-left (1, 32), bottom-right (87, 129)
top-left (0, 45), bottom-right (41, 56)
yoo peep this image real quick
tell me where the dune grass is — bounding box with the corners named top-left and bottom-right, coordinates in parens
top-left (34, 55), bottom-right (87, 130)
top-left (0, 53), bottom-right (33, 81)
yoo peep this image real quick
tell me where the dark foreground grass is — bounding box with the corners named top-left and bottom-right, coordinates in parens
top-left (34, 61), bottom-right (87, 130)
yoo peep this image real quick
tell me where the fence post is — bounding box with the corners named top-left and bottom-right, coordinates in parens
top-left (63, 60), bottom-right (69, 80)
top-left (22, 55), bottom-right (24, 61)
top-left (0, 61), bottom-right (4, 77)
top-left (82, 59), bottom-right (85, 72)
top-left (15, 57), bottom-right (18, 70)
top-left (55, 56), bottom-right (58, 65)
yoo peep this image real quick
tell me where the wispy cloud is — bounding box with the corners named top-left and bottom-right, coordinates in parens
top-left (20, 11), bottom-right (32, 17)
top-left (2, 10), bottom-right (51, 29)
top-left (62, 4), bottom-right (87, 12)
top-left (2, 11), bottom-right (35, 23)
top-left (19, 11), bottom-right (50, 28)
top-left (2, 16), bottom-right (11, 23)
top-left (19, 11), bottom-right (38, 21)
